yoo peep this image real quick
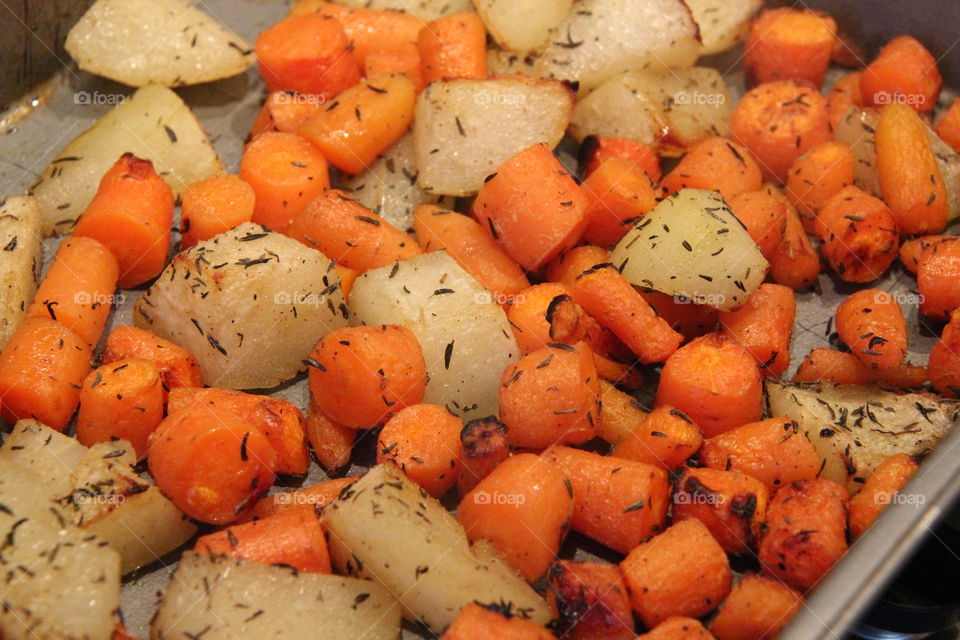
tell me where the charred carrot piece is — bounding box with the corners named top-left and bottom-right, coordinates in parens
top-left (180, 173), bottom-right (255, 249)
top-left (288, 189), bottom-right (422, 271)
top-left (418, 12), bottom-right (487, 84)
top-left (543, 445), bottom-right (670, 554)
top-left (255, 13), bottom-right (361, 98)
top-left (239, 131), bottom-right (330, 234)
top-left (73, 153), bottom-right (174, 288)
top-left (661, 137), bottom-right (762, 202)
top-left (26, 236), bottom-right (118, 349)
top-left (816, 185), bottom-right (899, 283)
top-left (835, 288), bottom-right (907, 370)
top-left (102, 325), bottom-right (203, 389)
top-left (548, 561), bottom-right (634, 640)
top-left (298, 73), bottom-right (416, 175)
top-left (77, 358), bottom-right (164, 459)
top-left (167, 387), bottom-right (310, 475)
top-left (506, 283), bottom-right (587, 355)
top-left (657, 333), bottom-right (763, 438)
top-left (744, 8), bottom-right (836, 88)
top-left (473, 143), bottom-right (589, 272)
top-left (413, 204), bottom-right (530, 297)
top-left (456, 416), bottom-right (510, 497)
top-left (861, 35), bottom-right (941, 113)
top-left (195, 507), bottom-right (331, 573)
top-left (719, 283), bottom-right (796, 377)
top-left (731, 80), bottom-right (832, 183)
top-left (548, 246), bottom-right (682, 364)
top-left (0, 317), bottom-right (92, 431)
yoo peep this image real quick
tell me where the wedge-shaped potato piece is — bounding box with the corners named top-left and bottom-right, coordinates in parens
top-left (153, 552), bottom-right (401, 640)
top-left (414, 76), bottom-right (573, 196)
top-left (533, 0), bottom-right (700, 91)
top-left (329, 0), bottom-right (473, 19)
top-left (66, 0), bottom-right (253, 88)
top-left (0, 420), bottom-right (88, 499)
top-left (135, 223), bottom-right (348, 389)
top-left (0, 197), bottom-right (42, 350)
top-left (611, 189), bottom-right (768, 311)
top-left (349, 251), bottom-right (519, 420)
top-left (59, 441), bottom-right (197, 574)
top-left (0, 467), bottom-right (121, 640)
top-left (324, 465), bottom-right (551, 631)
top-left (473, 0), bottom-right (572, 52)
top-left (343, 132), bottom-right (452, 232)
top-left (570, 67), bottom-right (732, 155)
top-left (30, 85), bottom-right (223, 236)
top-left (687, 0), bottom-right (763, 55)
top-left (766, 380), bottom-right (959, 492)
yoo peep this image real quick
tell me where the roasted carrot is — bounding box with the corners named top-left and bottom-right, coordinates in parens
top-left (758, 479), bottom-right (849, 592)
top-left (334, 263), bottom-right (359, 301)
top-left (674, 467), bottom-right (768, 554)
top-left (0, 317), bottom-right (92, 431)
top-left (473, 143), bottom-right (588, 272)
top-left (289, 1), bottom-right (422, 68)
top-left (827, 71), bottom-right (864, 130)
top-left (727, 190), bottom-right (788, 259)
top-left (918, 238), bottom-right (960, 320)
top-left (638, 290), bottom-right (719, 341)
top-left (167, 387), bottom-right (309, 475)
top-left (861, 35), bottom-right (941, 113)
top-left (793, 347), bottom-right (927, 389)
top-left (308, 325), bottom-right (427, 429)
top-left (418, 12), bottom-right (487, 84)
top-left (875, 103), bottom-right (949, 234)
top-left (249, 102), bottom-right (276, 139)
top-left (710, 574), bottom-right (803, 640)
top-left (458, 453), bottom-right (574, 582)
top-left (699, 417), bottom-right (823, 491)
top-left (304, 399), bottom-right (356, 472)
top-left (195, 507), bottom-right (331, 573)
top-left (620, 518), bottom-right (732, 627)
top-left (612, 404), bottom-right (702, 471)
top-left (238, 132), bottom-right (330, 234)
top-left (731, 80), bottom-right (832, 183)
top-left (581, 157), bottom-right (658, 247)
top-left (254, 13), bottom-right (361, 98)
top-left (499, 343), bottom-right (600, 450)
top-left (719, 283), bottom-right (796, 377)
top-left (180, 173), bottom-right (255, 249)
top-left (298, 73), bottom-right (416, 175)
top-left (246, 476), bottom-right (357, 521)
top-left (543, 446), bottom-right (670, 554)
top-left (592, 353), bottom-right (643, 390)
top-left (414, 204), bottom-right (530, 297)
top-left (77, 358), bottom-right (164, 460)
top-left (581, 314), bottom-right (634, 363)
top-left (767, 189), bottom-right (821, 290)
top-left (834, 288), bottom-right (907, 370)
top-left (816, 185), bottom-right (899, 283)
top-left (637, 617), bottom-right (715, 640)
top-left (441, 602), bottom-right (555, 640)
top-left (596, 380), bottom-right (648, 445)
top-left (102, 325), bottom-right (203, 389)
top-left (936, 98), bottom-right (960, 153)
top-left (849, 453), bottom-right (919, 539)
top-left (148, 403), bottom-right (277, 524)
top-left (457, 416), bottom-right (510, 496)
top-left (377, 403), bottom-right (463, 498)
top-left (785, 141), bottom-right (856, 227)
top-left (366, 44), bottom-right (425, 92)
top-left (26, 236), bottom-right (119, 349)
top-left (263, 91), bottom-right (325, 134)
top-left (549, 246), bottom-right (682, 364)
top-left (657, 333), bottom-right (763, 438)
top-left (744, 8), bottom-right (836, 88)
top-left (661, 137), bottom-right (762, 202)
top-left (929, 307), bottom-right (960, 397)
top-left (899, 235), bottom-right (958, 274)
top-left (581, 135), bottom-right (661, 182)
top-left (506, 283), bottom-right (587, 355)
top-left (73, 153), bottom-right (174, 288)
top-left (288, 189), bottom-right (421, 270)
top-left (548, 561), bottom-right (634, 640)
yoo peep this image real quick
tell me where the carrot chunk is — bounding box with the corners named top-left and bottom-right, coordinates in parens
top-left (506, 283), bottom-right (588, 355)
top-left (835, 288), bottom-right (907, 370)
top-left (581, 157), bottom-right (658, 247)
top-left (612, 404), bottom-right (702, 472)
top-left (710, 574), bottom-right (803, 640)
top-left (180, 174), bottom-right (255, 249)
top-left (377, 403), bottom-right (463, 498)
top-left (457, 416), bottom-right (510, 496)
top-left (581, 136), bottom-right (661, 182)
top-left (548, 561), bottom-right (634, 640)
top-left (441, 602), bottom-right (555, 640)
top-left (673, 467), bottom-right (768, 554)
top-left (816, 185), bottom-right (899, 283)
top-left (849, 453), bottom-right (919, 539)
top-left (719, 283), bottom-right (796, 377)
top-left (861, 35), bottom-right (941, 113)
top-left (744, 8), bottom-right (837, 88)
top-left (661, 137), bottom-right (762, 202)
top-left (418, 12), bottom-right (487, 84)
top-left (102, 325), bottom-right (203, 389)
top-left (785, 141), bottom-right (856, 228)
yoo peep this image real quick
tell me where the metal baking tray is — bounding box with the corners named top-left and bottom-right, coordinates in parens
top-left (0, 1), bottom-right (958, 638)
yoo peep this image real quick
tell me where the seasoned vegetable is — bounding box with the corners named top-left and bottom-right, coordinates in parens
top-left (710, 573), bottom-right (803, 640)
top-left (0, 196), bottom-right (42, 350)
top-left (377, 403), bottom-right (463, 497)
top-left (472, 0), bottom-right (571, 52)
top-left (548, 560), bottom-right (634, 640)
top-left (418, 12), bottom-right (487, 83)
top-left (687, 0), bottom-right (763, 55)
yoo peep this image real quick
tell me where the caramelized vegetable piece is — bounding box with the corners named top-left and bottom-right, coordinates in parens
top-left (548, 561), bottom-right (634, 640)
top-left (710, 574), bottom-right (803, 640)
